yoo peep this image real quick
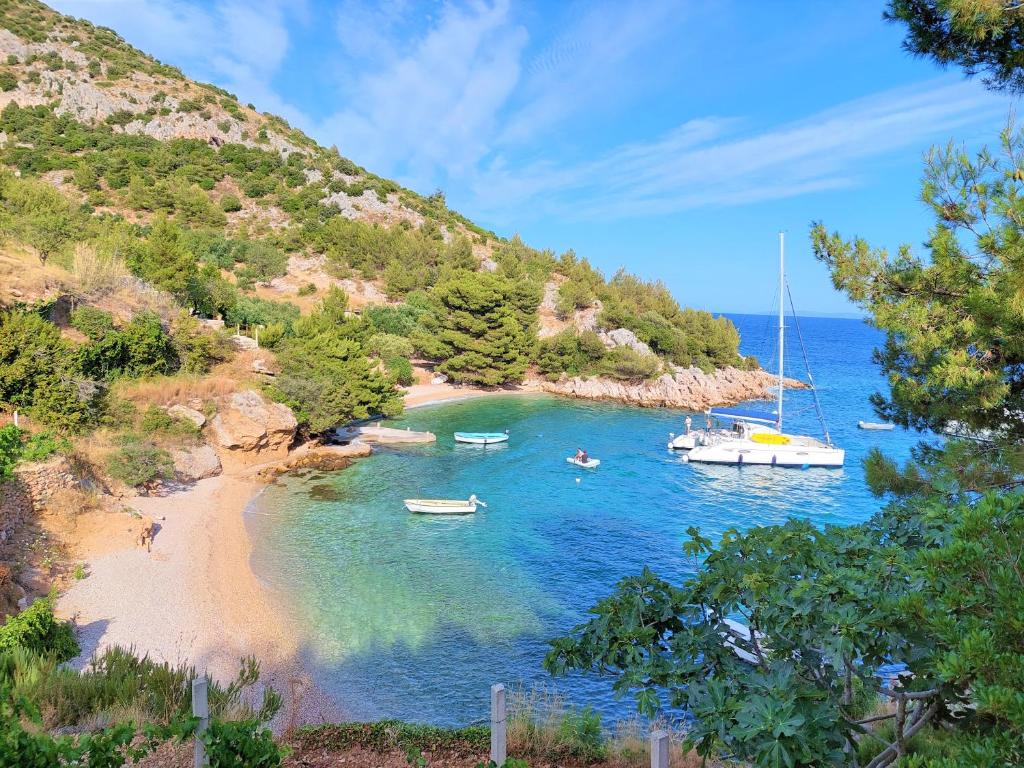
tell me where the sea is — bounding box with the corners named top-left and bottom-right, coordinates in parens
top-left (246, 314), bottom-right (921, 726)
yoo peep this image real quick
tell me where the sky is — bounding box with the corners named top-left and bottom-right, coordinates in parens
top-left (51, 0), bottom-right (1020, 315)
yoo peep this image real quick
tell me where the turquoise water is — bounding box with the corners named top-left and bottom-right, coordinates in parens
top-left (247, 316), bottom-right (920, 725)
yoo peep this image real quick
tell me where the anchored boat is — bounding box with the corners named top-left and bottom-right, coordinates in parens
top-left (685, 233), bottom-right (844, 469)
top-left (566, 456), bottom-right (601, 469)
top-left (858, 421), bottom-right (894, 431)
top-left (404, 495), bottom-right (487, 515)
top-left (454, 432), bottom-right (508, 444)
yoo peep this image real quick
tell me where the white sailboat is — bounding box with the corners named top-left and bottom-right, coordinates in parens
top-left (685, 233), bottom-right (844, 469)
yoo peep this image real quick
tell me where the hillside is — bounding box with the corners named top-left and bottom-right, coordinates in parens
top-left (0, 0), bottom-right (777, 461)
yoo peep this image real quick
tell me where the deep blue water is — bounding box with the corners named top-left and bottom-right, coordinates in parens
top-left (247, 315), bottom-right (919, 726)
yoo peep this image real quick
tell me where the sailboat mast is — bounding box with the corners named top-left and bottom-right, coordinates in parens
top-left (777, 232), bottom-right (784, 431)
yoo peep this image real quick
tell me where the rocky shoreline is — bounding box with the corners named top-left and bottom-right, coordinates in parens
top-left (534, 366), bottom-right (802, 411)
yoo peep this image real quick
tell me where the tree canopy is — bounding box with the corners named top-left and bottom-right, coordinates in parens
top-left (415, 270), bottom-right (540, 386)
top-left (887, 0), bottom-right (1024, 94)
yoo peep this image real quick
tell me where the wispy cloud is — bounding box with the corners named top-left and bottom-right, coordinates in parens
top-left (319, 0), bottom-right (527, 185)
top-left (469, 78), bottom-right (1008, 222)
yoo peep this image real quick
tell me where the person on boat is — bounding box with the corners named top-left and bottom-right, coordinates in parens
top-left (575, 448), bottom-right (589, 463)
top-left (684, 415), bottom-right (693, 434)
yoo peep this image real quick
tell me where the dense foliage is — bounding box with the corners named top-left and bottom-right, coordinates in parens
top-left (270, 288), bottom-right (402, 432)
top-left (548, 84), bottom-right (1024, 768)
top-left (415, 271), bottom-right (540, 386)
top-left (811, 124), bottom-right (1024, 490)
top-left (887, 0), bottom-right (1024, 93)
top-left (0, 596), bottom-right (79, 662)
top-left (0, 640), bottom-right (285, 767)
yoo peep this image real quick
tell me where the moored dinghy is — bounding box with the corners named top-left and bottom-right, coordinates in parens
top-left (404, 494), bottom-right (487, 515)
top-left (566, 456), bottom-right (601, 469)
top-left (454, 431), bottom-right (509, 444)
top-left (858, 421), bottom-right (894, 431)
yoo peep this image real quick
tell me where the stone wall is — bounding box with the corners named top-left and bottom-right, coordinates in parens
top-left (14, 456), bottom-right (80, 507)
top-left (0, 478), bottom-right (31, 544)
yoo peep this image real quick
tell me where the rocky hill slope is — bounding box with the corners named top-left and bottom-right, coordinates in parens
top-left (0, 0), bottom-right (773, 418)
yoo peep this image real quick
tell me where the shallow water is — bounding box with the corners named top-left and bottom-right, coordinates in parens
top-left (247, 315), bottom-right (920, 726)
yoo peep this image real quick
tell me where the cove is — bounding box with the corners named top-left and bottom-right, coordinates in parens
top-left (246, 316), bottom-right (920, 726)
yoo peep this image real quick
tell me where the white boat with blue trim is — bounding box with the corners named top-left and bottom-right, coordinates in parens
top-left (685, 233), bottom-right (844, 469)
top-left (454, 431), bottom-right (508, 444)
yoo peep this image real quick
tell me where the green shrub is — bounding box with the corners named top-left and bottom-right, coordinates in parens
top-left (20, 431), bottom-right (65, 463)
top-left (556, 707), bottom-right (605, 761)
top-left (139, 406), bottom-right (199, 438)
top-left (220, 193), bottom-right (242, 212)
top-left (105, 439), bottom-right (174, 488)
top-left (385, 356), bottom-right (414, 386)
top-left (536, 330), bottom-right (606, 380)
top-left (0, 70), bottom-right (16, 92)
top-left (366, 333), bottom-right (413, 360)
top-left (70, 306), bottom-right (116, 341)
top-left (297, 282), bottom-right (317, 296)
top-left (597, 346), bottom-right (660, 381)
top-left (0, 310), bottom-right (98, 432)
top-left (0, 596), bottom-right (79, 662)
top-left (202, 719), bottom-right (285, 767)
top-left (0, 424), bottom-right (21, 482)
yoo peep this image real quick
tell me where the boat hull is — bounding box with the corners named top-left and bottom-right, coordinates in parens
top-left (686, 442), bottom-right (845, 468)
top-left (404, 499), bottom-right (477, 514)
top-left (566, 457), bottom-right (601, 468)
top-left (454, 432), bottom-right (508, 444)
top-left (668, 433), bottom-right (699, 450)
top-left (858, 421), bottom-right (894, 431)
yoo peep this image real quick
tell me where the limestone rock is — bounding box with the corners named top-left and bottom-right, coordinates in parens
top-left (167, 404), bottom-right (206, 429)
top-left (230, 334), bottom-right (258, 351)
top-left (172, 445), bottom-right (222, 482)
top-left (602, 328), bottom-right (653, 356)
top-left (210, 390), bottom-right (297, 458)
top-left (538, 367), bottom-right (802, 410)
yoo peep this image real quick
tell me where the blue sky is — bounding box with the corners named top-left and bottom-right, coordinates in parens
top-left (52, 1), bottom-right (1018, 315)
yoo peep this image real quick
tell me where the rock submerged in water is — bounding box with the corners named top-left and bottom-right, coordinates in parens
top-left (538, 366), bottom-right (802, 410)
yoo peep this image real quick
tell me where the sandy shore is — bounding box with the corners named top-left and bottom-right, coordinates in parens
top-left (57, 472), bottom-right (338, 727)
top-left (402, 380), bottom-right (542, 409)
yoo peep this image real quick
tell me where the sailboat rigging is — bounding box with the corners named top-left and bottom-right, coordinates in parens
top-left (684, 233), bottom-right (845, 468)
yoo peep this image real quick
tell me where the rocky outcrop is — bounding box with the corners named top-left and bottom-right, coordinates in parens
top-left (257, 442), bottom-right (373, 481)
top-left (209, 390), bottom-right (297, 464)
top-left (601, 328), bottom-right (653, 356)
top-left (167, 404), bottom-right (206, 429)
top-left (538, 367), bottom-right (802, 410)
top-left (172, 445), bottom-right (222, 482)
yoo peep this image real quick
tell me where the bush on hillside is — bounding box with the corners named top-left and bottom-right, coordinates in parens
top-left (0, 596), bottom-right (79, 661)
top-left (0, 310), bottom-right (98, 432)
top-left (105, 438), bottom-right (174, 489)
top-left (219, 193), bottom-right (242, 212)
top-left (596, 346), bottom-right (661, 381)
top-left (70, 305), bottom-right (116, 341)
top-left (536, 330), bottom-right (607, 381)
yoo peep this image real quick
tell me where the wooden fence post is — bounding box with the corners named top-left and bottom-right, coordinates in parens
top-left (12, 410), bottom-right (18, 428)
top-left (192, 677), bottom-right (209, 768)
top-left (490, 683), bottom-right (506, 767)
top-left (650, 729), bottom-right (669, 768)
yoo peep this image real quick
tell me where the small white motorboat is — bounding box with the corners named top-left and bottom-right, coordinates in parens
top-left (566, 457), bottom-right (601, 469)
top-left (404, 494), bottom-right (486, 515)
top-left (454, 432), bottom-right (508, 444)
top-left (858, 421), bottom-right (894, 431)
